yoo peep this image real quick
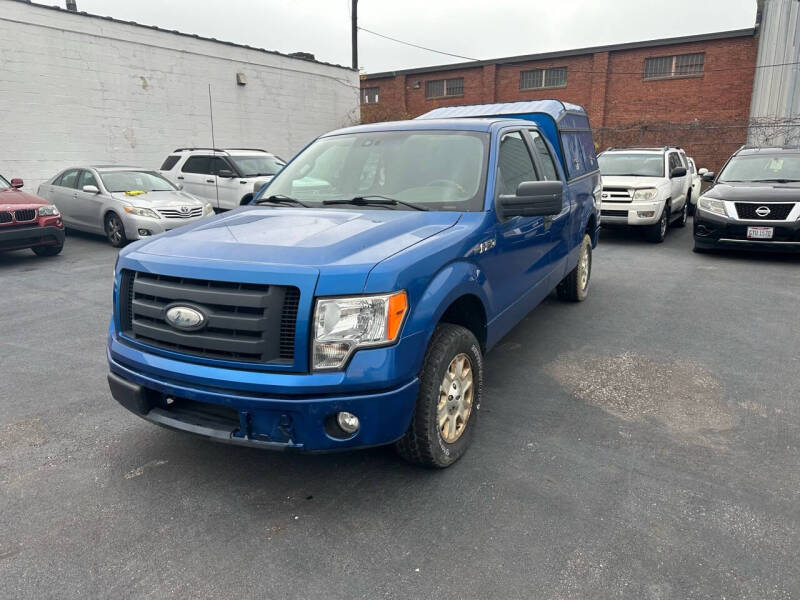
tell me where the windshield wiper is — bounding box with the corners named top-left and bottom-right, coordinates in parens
top-left (255, 194), bottom-right (311, 208)
top-left (322, 195), bottom-right (428, 211)
top-left (750, 178), bottom-right (800, 183)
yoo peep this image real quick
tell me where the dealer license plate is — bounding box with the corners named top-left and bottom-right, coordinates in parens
top-left (747, 227), bottom-right (774, 239)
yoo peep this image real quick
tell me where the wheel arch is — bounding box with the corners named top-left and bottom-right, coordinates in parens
top-left (240, 193), bottom-right (253, 206)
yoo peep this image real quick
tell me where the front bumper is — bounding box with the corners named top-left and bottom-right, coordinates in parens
top-left (107, 349), bottom-right (419, 452)
top-left (694, 209), bottom-right (800, 252)
top-left (122, 213), bottom-right (209, 240)
top-left (0, 224), bottom-right (65, 251)
top-left (600, 200), bottom-right (665, 226)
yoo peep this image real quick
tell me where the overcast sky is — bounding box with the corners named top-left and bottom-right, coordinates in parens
top-left (76, 0), bottom-right (757, 73)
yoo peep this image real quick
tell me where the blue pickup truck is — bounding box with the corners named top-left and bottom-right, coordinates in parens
top-left (107, 100), bottom-right (601, 467)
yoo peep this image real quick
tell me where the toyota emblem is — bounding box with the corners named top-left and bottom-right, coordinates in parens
top-left (755, 206), bottom-right (771, 218)
top-left (179, 205), bottom-right (191, 215)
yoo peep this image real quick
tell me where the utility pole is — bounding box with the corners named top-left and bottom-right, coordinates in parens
top-left (351, 0), bottom-right (358, 70)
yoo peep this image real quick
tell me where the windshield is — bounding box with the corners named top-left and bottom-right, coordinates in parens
top-left (0, 175), bottom-right (10, 190)
top-left (229, 155), bottom-right (285, 177)
top-left (263, 130), bottom-right (490, 211)
top-left (100, 171), bottom-right (176, 193)
top-left (718, 154), bottom-right (800, 182)
top-left (598, 153), bottom-right (665, 177)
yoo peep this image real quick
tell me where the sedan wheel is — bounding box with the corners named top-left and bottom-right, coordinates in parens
top-left (104, 212), bottom-right (128, 248)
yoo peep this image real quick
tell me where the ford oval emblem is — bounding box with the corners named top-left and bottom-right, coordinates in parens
top-left (755, 205), bottom-right (771, 217)
top-left (165, 305), bottom-right (206, 331)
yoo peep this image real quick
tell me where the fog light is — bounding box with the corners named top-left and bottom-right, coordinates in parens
top-left (138, 229), bottom-right (151, 236)
top-left (336, 412), bottom-right (360, 434)
top-left (637, 211), bottom-right (655, 218)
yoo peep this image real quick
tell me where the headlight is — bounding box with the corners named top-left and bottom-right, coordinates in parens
top-left (38, 205), bottom-right (60, 216)
top-left (632, 188), bottom-right (658, 202)
top-left (123, 206), bottom-right (160, 219)
top-left (697, 196), bottom-right (727, 217)
top-left (312, 291), bottom-right (408, 370)
top-left (203, 202), bottom-right (214, 215)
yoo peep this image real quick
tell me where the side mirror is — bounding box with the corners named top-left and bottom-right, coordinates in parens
top-left (498, 180), bottom-right (563, 219)
top-left (10, 178), bottom-right (23, 188)
top-left (701, 171), bottom-right (715, 182)
top-left (217, 169), bottom-right (236, 178)
top-left (82, 184), bottom-right (100, 194)
top-left (698, 168), bottom-right (708, 176)
top-left (670, 167), bottom-right (687, 178)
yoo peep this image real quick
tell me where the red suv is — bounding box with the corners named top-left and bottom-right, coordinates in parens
top-left (0, 175), bottom-right (65, 256)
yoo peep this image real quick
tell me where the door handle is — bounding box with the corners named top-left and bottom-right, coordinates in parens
top-left (206, 179), bottom-right (215, 183)
top-left (176, 176), bottom-right (184, 180)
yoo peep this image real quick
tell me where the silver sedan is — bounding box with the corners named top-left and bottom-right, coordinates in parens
top-left (37, 166), bottom-right (214, 247)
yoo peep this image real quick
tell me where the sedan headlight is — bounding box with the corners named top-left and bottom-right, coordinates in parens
top-left (38, 205), bottom-right (60, 216)
top-left (124, 206), bottom-right (160, 219)
top-left (632, 188), bottom-right (659, 202)
top-left (697, 196), bottom-right (727, 217)
top-left (313, 291), bottom-right (408, 370)
top-left (203, 202), bottom-right (214, 215)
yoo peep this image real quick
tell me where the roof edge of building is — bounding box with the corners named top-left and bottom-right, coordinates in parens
top-left (363, 27), bottom-right (756, 80)
top-left (8, 0), bottom-right (355, 72)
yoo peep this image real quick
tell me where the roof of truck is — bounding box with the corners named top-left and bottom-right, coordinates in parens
top-left (322, 118), bottom-right (531, 137)
top-left (416, 100), bottom-right (587, 122)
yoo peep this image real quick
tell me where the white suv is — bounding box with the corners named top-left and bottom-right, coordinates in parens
top-left (159, 148), bottom-right (285, 211)
top-left (597, 147), bottom-right (691, 242)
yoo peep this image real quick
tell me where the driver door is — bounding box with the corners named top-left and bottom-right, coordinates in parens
top-left (73, 170), bottom-right (105, 233)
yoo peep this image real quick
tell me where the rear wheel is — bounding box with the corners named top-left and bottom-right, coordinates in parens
top-left (32, 242), bottom-right (63, 256)
top-left (104, 212), bottom-right (128, 248)
top-left (557, 233), bottom-right (592, 302)
top-left (644, 203), bottom-right (669, 243)
top-left (395, 323), bottom-right (483, 468)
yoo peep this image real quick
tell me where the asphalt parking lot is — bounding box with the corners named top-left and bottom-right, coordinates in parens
top-left (1, 222), bottom-right (799, 599)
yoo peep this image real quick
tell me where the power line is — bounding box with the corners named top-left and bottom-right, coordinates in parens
top-left (358, 26), bottom-right (478, 61)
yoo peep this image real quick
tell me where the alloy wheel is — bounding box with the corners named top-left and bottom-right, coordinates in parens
top-left (437, 353), bottom-right (474, 443)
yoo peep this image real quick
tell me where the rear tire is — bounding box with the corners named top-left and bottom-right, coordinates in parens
top-left (674, 199), bottom-right (689, 228)
top-left (32, 242), bottom-right (63, 256)
top-left (395, 324), bottom-right (483, 468)
top-left (557, 233), bottom-right (592, 302)
top-left (104, 212), bottom-right (128, 248)
top-left (644, 203), bottom-right (669, 243)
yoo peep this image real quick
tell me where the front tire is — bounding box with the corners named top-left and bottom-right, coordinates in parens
top-left (32, 242), bottom-right (63, 256)
top-left (104, 212), bottom-right (128, 248)
top-left (395, 324), bottom-right (483, 468)
top-left (674, 199), bottom-right (689, 228)
top-left (557, 233), bottom-right (592, 302)
top-left (644, 203), bottom-right (669, 243)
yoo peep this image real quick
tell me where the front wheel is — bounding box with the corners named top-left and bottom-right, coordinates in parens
top-left (644, 203), bottom-right (669, 243)
top-left (395, 324), bottom-right (483, 468)
top-left (32, 242), bottom-right (63, 256)
top-left (674, 200), bottom-right (689, 228)
top-left (104, 212), bottom-right (128, 248)
top-left (557, 233), bottom-right (592, 302)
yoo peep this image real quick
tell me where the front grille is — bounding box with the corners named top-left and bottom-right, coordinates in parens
top-left (14, 209), bottom-right (36, 222)
top-left (0, 211), bottom-right (11, 224)
top-left (158, 206), bottom-right (204, 219)
top-left (735, 202), bottom-right (794, 221)
top-left (120, 270), bottom-right (299, 364)
top-left (602, 187), bottom-right (633, 203)
top-left (601, 209), bottom-right (628, 217)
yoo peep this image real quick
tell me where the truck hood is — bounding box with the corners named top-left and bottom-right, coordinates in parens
top-left (129, 206), bottom-right (461, 270)
top-left (601, 175), bottom-right (667, 189)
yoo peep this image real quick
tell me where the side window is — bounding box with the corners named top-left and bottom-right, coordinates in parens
top-left (668, 153), bottom-right (681, 172)
top-left (182, 156), bottom-right (211, 174)
top-left (58, 169), bottom-right (80, 189)
top-left (210, 157), bottom-right (232, 175)
top-left (529, 131), bottom-right (559, 181)
top-left (496, 131), bottom-right (538, 197)
top-left (160, 155), bottom-right (180, 170)
top-left (77, 170), bottom-right (98, 190)
top-left (560, 132), bottom-right (596, 179)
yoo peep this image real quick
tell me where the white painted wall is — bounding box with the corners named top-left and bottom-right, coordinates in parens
top-left (0, 0), bottom-right (360, 192)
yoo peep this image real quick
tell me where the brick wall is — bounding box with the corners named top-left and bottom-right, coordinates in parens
top-left (361, 34), bottom-right (758, 171)
top-left (0, 0), bottom-right (359, 192)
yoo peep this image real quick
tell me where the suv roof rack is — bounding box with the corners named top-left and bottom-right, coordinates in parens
top-left (172, 147), bottom-right (227, 153)
top-left (225, 148), bottom-right (269, 153)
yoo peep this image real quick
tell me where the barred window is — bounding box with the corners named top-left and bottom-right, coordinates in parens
top-left (644, 53), bottom-right (705, 80)
top-left (425, 78), bottom-right (464, 99)
top-left (520, 67), bottom-right (567, 90)
top-left (361, 87), bottom-right (379, 104)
